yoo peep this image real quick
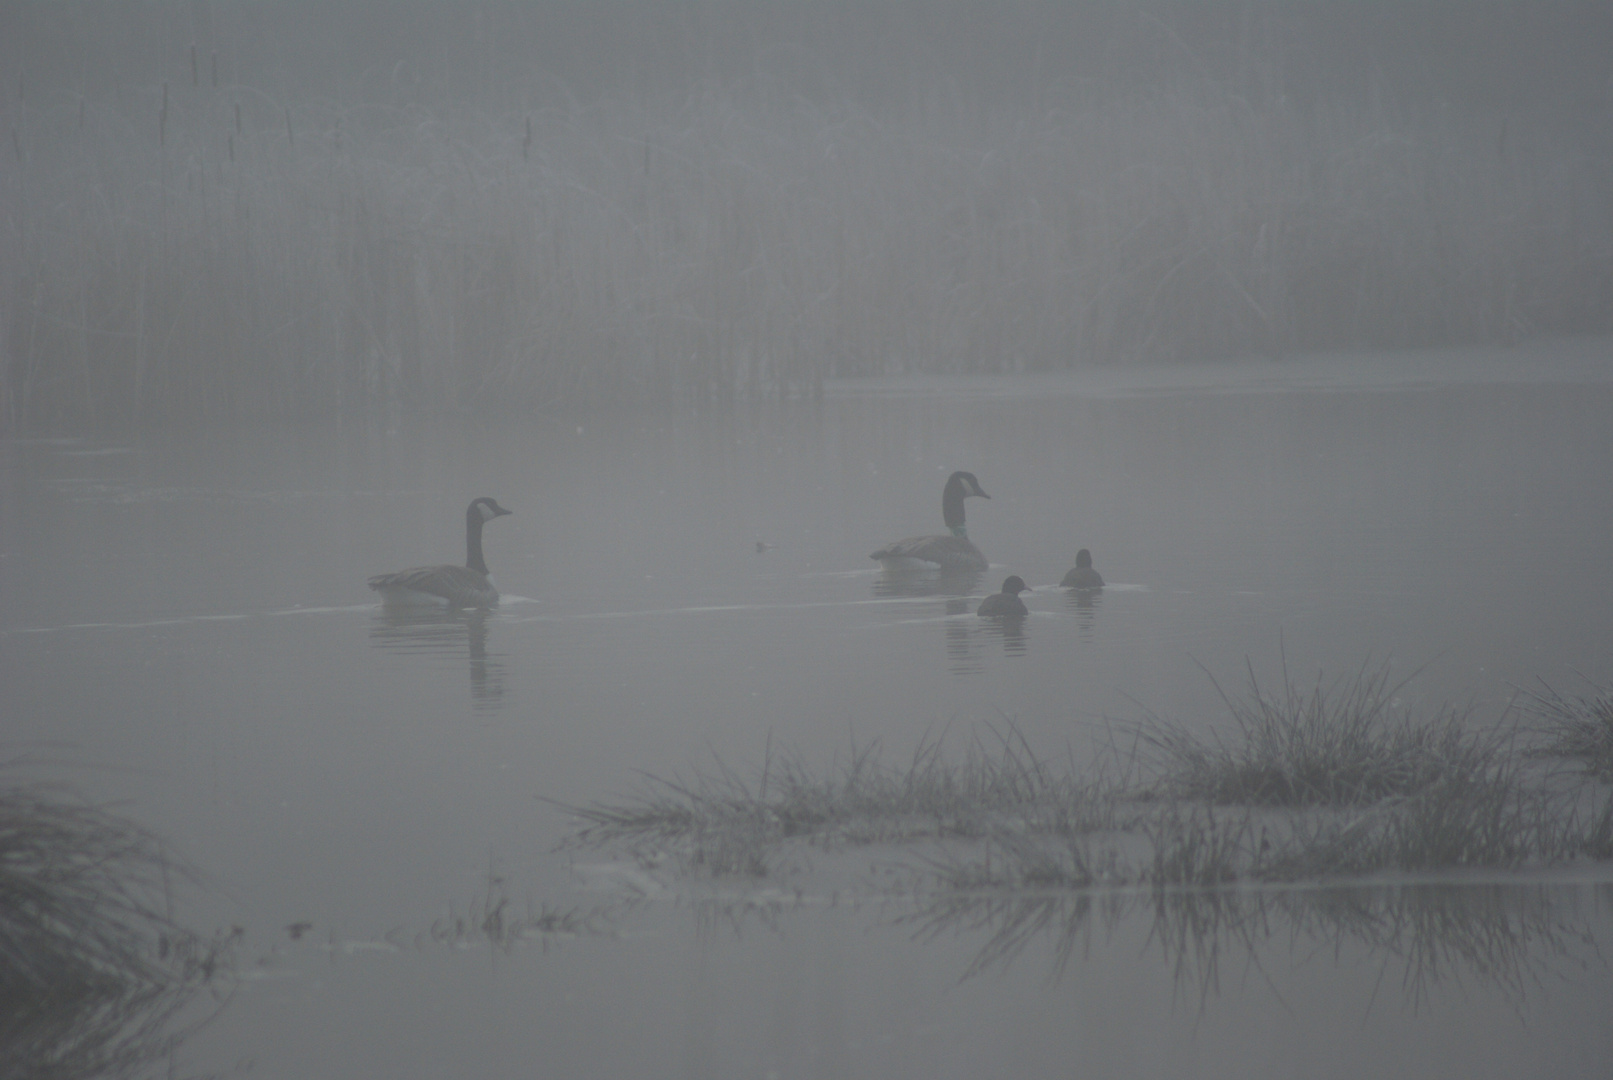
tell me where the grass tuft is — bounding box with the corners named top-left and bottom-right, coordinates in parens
top-left (558, 727), bottom-right (1116, 878)
top-left (0, 778), bottom-right (235, 1077)
top-left (1131, 659), bottom-right (1482, 807)
top-left (1523, 679), bottom-right (1613, 778)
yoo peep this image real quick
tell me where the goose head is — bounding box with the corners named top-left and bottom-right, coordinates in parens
top-left (942, 471), bottom-right (989, 533)
top-left (469, 497), bottom-right (513, 524)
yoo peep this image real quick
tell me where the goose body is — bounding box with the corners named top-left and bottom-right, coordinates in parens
top-left (1059, 548), bottom-right (1104, 590)
top-left (978, 575), bottom-right (1030, 618)
top-left (369, 497), bottom-right (512, 608)
top-left (872, 471), bottom-right (990, 571)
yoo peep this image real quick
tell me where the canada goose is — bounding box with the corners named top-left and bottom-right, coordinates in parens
top-left (368, 497), bottom-right (512, 608)
top-left (1060, 549), bottom-right (1104, 590)
top-left (978, 575), bottom-right (1030, 618)
top-left (871, 471), bottom-right (990, 571)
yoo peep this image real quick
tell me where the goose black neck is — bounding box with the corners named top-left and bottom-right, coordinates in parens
top-left (465, 506), bottom-right (491, 575)
top-left (942, 477), bottom-right (968, 532)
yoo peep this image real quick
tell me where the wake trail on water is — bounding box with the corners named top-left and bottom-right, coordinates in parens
top-left (6, 585), bottom-right (1139, 634)
top-left (500, 594), bottom-right (955, 624)
top-left (6, 604), bottom-right (377, 634)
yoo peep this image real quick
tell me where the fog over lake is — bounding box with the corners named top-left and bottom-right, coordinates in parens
top-left (2, 6), bottom-right (1612, 1079)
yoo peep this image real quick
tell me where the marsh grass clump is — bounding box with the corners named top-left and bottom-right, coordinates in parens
top-left (562, 664), bottom-right (1613, 892)
top-left (1523, 680), bottom-right (1613, 778)
top-left (1133, 660), bottom-right (1485, 807)
top-left (1255, 770), bottom-right (1548, 880)
top-left (560, 729), bottom-right (1116, 878)
top-left (0, 780), bottom-right (234, 1078)
top-left (1143, 804), bottom-right (1258, 887)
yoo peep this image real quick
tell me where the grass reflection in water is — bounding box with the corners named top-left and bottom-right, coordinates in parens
top-left (905, 880), bottom-right (1602, 1011)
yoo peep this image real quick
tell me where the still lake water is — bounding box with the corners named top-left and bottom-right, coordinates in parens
top-left (4, 339), bottom-right (1613, 1078)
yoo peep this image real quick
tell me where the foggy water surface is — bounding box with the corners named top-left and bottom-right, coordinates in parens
top-left (4, 343), bottom-right (1613, 1077)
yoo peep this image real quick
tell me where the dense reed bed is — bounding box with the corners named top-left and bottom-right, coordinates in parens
top-left (4, 6), bottom-right (1610, 427)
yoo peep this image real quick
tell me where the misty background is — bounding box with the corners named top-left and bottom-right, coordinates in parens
top-left (5, 7), bottom-right (1613, 1077)
top-left (3, 2), bottom-right (1610, 427)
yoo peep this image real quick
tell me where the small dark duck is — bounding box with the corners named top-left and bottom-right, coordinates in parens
top-left (977, 575), bottom-right (1030, 618)
top-left (1060, 549), bottom-right (1104, 589)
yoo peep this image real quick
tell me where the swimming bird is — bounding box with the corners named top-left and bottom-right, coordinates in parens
top-left (1060, 548), bottom-right (1104, 590)
top-left (978, 575), bottom-right (1030, 618)
top-left (368, 497), bottom-right (512, 608)
top-left (871, 471), bottom-right (991, 571)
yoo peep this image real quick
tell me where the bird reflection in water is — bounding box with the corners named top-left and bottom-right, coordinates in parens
top-left (871, 567), bottom-right (982, 600)
top-left (943, 596), bottom-right (983, 674)
top-left (870, 569), bottom-right (1029, 669)
top-left (369, 608), bottom-right (508, 710)
top-left (1064, 582), bottom-right (1102, 633)
top-left (873, 568), bottom-right (992, 674)
top-left (978, 609), bottom-right (1028, 657)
